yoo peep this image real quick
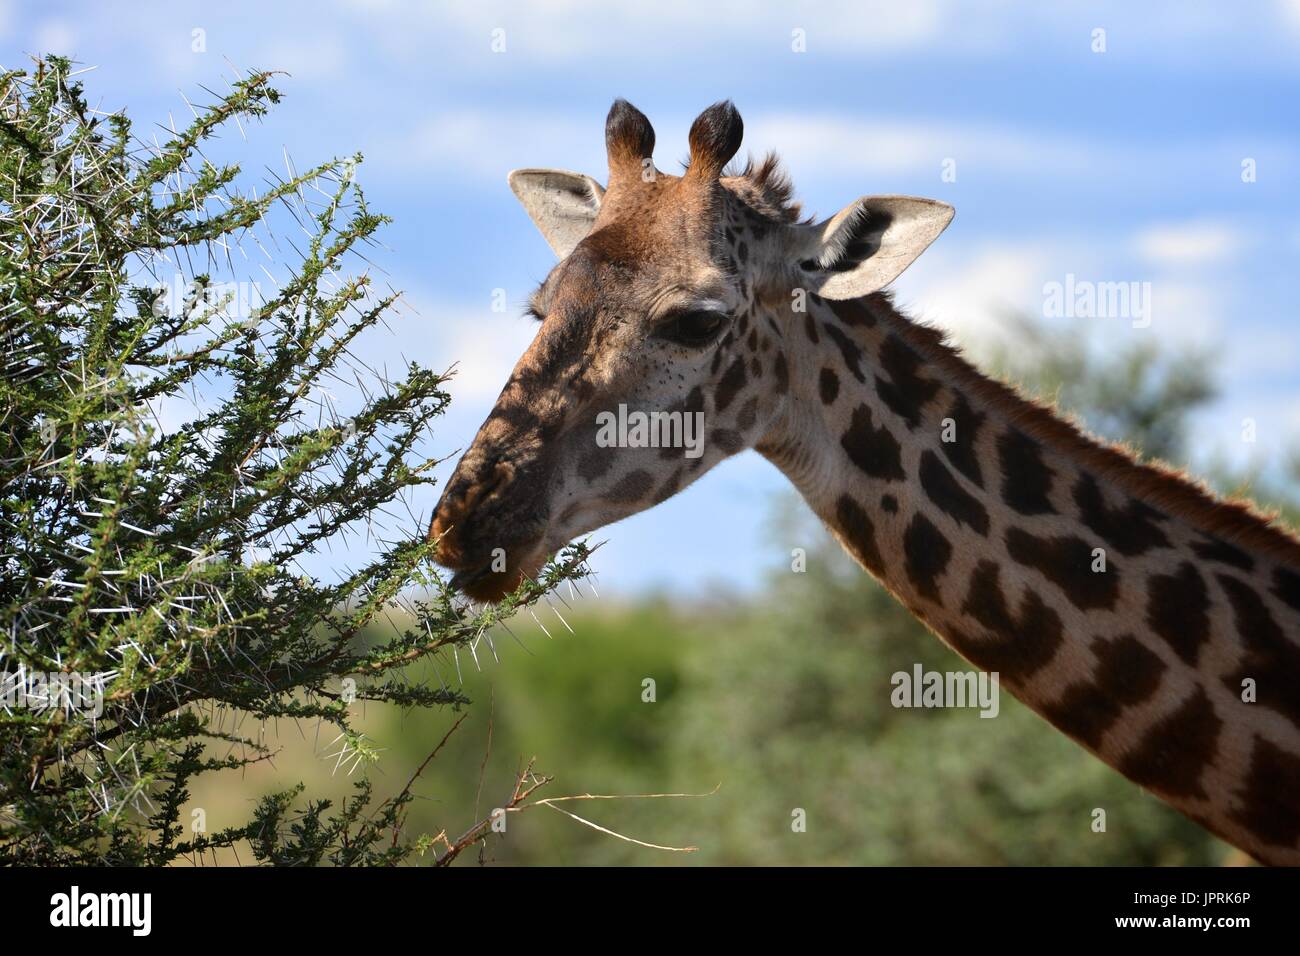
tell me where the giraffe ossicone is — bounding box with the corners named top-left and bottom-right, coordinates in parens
top-left (429, 99), bottom-right (1300, 865)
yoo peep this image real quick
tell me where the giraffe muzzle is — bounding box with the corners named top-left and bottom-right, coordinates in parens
top-left (429, 450), bottom-right (554, 601)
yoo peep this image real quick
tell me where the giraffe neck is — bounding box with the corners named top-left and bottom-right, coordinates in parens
top-left (755, 289), bottom-right (1300, 864)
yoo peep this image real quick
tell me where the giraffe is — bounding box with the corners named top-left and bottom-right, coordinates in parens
top-left (429, 100), bottom-right (1300, 864)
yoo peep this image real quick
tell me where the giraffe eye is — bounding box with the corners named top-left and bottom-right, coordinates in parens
top-left (655, 309), bottom-right (728, 348)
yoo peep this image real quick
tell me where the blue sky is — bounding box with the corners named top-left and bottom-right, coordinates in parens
top-left (5, 1), bottom-right (1299, 597)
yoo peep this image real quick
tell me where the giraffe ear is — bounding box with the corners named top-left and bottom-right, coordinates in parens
top-left (794, 196), bottom-right (954, 300)
top-left (508, 168), bottom-right (605, 259)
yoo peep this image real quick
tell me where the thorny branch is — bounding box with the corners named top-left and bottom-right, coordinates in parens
top-left (0, 56), bottom-right (595, 866)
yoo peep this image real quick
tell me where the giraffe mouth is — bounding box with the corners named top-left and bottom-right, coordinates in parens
top-left (430, 453), bottom-right (555, 602)
top-left (445, 543), bottom-right (548, 602)
top-left (434, 512), bottom-right (551, 600)
top-left (447, 561), bottom-right (493, 593)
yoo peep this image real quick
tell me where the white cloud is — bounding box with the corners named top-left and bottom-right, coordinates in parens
top-left (389, 105), bottom-right (1294, 198)
top-left (1223, 327), bottom-right (1300, 377)
top-left (1144, 277), bottom-right (1224, 345)
top-left (385, 296), bottom-right (538, 404)
top-left (1278, 0), bottom-right (1300, 30)
top-left (437, 311), bottom-right (537, 403)
top-left (389, 109), bottom-right (1166, 190)
top-left (894, 238), bottom-right (1072, 352)
top-left (378, 110), bottom-right (593, 180)
top-left (1134, 221), bottom-right (1242, 266)
top-left (893, 232), bottom-right (1236, 361)
top-left (338, 0), bottom-right (969, 61)
top-left (743, 114), bottom-right (1298, 190)
top-left (746, 114), bottom-right (1095, 180)
top-left (327, 0), bottom-right (1300, 72)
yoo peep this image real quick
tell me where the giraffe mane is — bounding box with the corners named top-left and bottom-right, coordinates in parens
top-left (719, 152), bottom-right (809, 225)
top-left (868, 291), bottom-right (1300, 568)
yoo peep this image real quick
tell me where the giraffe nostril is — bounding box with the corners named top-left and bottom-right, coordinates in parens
top-left (442, 457), bottom-right (509, 515)
top-left (429, 458), bottom-right (517, 556)
top-left (476, 463), bottom-right (510, 505)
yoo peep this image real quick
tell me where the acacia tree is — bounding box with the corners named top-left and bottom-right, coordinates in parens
top-left (0, 57), bottom-right (590, 865)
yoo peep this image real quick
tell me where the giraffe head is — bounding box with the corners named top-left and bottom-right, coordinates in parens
top-left (430, 100), bottom-right (953, 599)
